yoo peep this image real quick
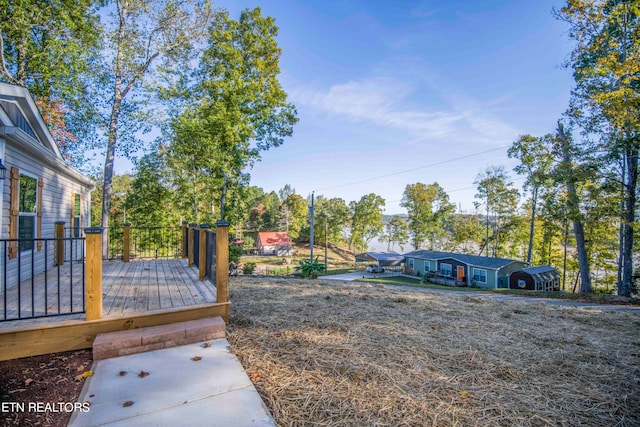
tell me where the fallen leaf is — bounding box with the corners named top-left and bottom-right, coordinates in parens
top-left (82, 371), bottom-right (94, 378)
top-left (24, 378), bottom-right (34, 386)
top-left (122, 401), bottom-right (134, 407)
top-left (250, 372), bottom-right (261, 382)
top-left (192, 356), bottom-right (202, 361)
top-left (76, 365), bottom-right (85, 372)
top-left (118, 371), bottom-right (127, 377)
top-left (138, 371), bottom-right (150, 378)
top-left (203, 343), bottom-right (212, 348)
top-left (459, 391), bottom-right (472, 398)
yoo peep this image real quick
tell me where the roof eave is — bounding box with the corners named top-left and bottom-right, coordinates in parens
top-left (1, 126), bottom-right (94, 189)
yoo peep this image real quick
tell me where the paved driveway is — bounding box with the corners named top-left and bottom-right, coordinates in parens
top-left (321, 271), bottom-right (403, 281)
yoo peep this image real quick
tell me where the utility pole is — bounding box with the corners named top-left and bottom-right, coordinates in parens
top-left (486, 202), bottom-right (489, 257)
top-left (324, 215), bottom-right (328, 273)
top-left (309, 191), bottom-right (315, 262)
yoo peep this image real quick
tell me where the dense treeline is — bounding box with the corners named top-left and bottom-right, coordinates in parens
top-left (1, 0), bottom-right (637, 295)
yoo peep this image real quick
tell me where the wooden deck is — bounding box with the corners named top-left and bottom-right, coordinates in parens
top-left (0, 259), bottom-right (217, 329)
top-left (102, 259), bottom-right (217, 315)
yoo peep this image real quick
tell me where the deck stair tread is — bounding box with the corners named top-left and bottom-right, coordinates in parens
top-left (92, 316), bottom-right (225, 360)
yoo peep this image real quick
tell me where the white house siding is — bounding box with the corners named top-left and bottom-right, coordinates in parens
top-left (1, 141), bottom-right (92, 285)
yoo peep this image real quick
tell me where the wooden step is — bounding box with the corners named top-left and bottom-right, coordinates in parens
top-left (92, 317), bottom-right (225, 360)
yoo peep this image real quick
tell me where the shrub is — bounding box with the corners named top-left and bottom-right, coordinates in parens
top-left (229, 244), bottom-right (242, 264)
top-left (242, 262), bottom-right (256, 275)
top-left (298, 257), bottom-right (325, 279)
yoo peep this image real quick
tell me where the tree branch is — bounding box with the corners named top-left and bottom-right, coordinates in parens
top-left (0, 32), bottom-right (18, 84)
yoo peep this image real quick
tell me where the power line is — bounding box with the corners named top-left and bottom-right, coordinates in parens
top-left (375, 176), bottom-right (528, 207)
top-left (317, 145), bottom-right (509, 191)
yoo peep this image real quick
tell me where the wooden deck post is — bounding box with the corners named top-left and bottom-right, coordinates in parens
top-left (181, 221), bottom-right (188, 259)
top-left (216, 221), bottom-right (230, 307)
top-left (199, 224), bottom-right (209, 280)
top-left (188, 223), bottom-right (196, 267)
top-left (84, 227), bottom-right (103, 321)
top-left (54, 221), bottom-right (65, 266)
top-left (123, 223), bottom-right (131, 263)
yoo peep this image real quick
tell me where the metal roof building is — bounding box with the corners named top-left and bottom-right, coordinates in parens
top-left (355, 251), bottom-right (404, 267)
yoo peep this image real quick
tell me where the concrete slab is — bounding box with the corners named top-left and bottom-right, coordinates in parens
top-left (69, 339), bottom-right (275, 427)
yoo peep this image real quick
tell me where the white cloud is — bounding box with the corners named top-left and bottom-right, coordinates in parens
top-left (291, 77), bottom-right (520, 147)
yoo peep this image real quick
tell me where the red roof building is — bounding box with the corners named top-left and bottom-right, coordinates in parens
top-left (257, 232), bottom-right (293, 256)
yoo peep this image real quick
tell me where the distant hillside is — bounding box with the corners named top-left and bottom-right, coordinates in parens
top-left (382, 214), bottom-right (408, 223)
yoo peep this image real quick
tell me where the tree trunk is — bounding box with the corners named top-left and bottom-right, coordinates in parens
top-left (526, 186), bottom-right (538, 264)
top-left (620, 146), bottom-right (638, 297)
top-left (558, 122), bottom-right (592, 293)
top-left (101, 2), bottom-right (128, 256)
top-left (562, 221), bottom-right (568, 290)
top-left (617, 157), bottom-right (625, 290)
top-left (101, 98), bottom-right (121, 256)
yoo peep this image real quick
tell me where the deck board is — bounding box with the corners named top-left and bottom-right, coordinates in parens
top-left (0, 259), bottom-right (218, 328)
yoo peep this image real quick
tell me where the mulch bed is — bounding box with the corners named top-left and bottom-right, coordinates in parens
top-left (0, 350), bottom-right (92, 427)
top-left (227, 277), bottom-right (640, 427)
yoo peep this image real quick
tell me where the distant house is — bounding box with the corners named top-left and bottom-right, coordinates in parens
top-left (256, 232), bottom-right (293, 256)
top-left (404, 250), bottom-right (527, 289)
top-left (509, 266), bottom-right (560, 291)
top-left (0, 82), bottom-right (93, 281)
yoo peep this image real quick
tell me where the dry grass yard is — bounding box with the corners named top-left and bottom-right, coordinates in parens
top-left (227, 277), bottom-right (640, 427)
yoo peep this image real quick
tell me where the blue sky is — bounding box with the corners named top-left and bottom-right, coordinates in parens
top-left (121, 0), bottom-right (575, 214)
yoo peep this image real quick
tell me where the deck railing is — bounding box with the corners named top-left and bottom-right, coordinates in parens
top-left (103, 225), bottom-right (182, 260)
top-left (189, 225), bottom-right (218, 283)
top-left (0, 236), bottom-right (86, 321)
top-left (0, 222), bottom-right (230, 323)
top-left (185, 222), bottom-right (229, 304)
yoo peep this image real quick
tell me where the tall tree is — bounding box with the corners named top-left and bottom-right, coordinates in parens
top-left (277, 193), bottom-right (307, 240)
top-left (558, 0), bottom-right (639, 296)
top-left (101, 0), bottom-right (212, 252)
top-left (508, 134), bottom-right (555, 264)
top-left (401, 182), bottom-right (455, 250)
top-left (448, 214), bottom-right (485, 253)
top-left (474, 166), bottom-right (520, 258)
top-left (312, 196), bottom-right (350, 245)
top-left (384, 215), bottom-right (410, 252)
top-left (348, 194), bottom-right (385, 253)
top-left (555, 122), bottom-right (593, 293)
top-left (164, 7), bottom-right (297, 226)
top-left (124, 151), bottom-right (177, 227)
top-left (0, 0), bottom-right (102, 160)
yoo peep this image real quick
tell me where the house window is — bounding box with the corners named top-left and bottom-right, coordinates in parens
top-left (18, 174), bottom-right (38, 251)
top-left (73, 194), bottom-right (81, 237)
top-left (409, 259), bottom-right (414, 270)
top-left (473, 268), bottom-right (487, 284)
top-left (424, 261), bottom-right (430, 273)
top-left (440, 263), bottom-right (452, 276)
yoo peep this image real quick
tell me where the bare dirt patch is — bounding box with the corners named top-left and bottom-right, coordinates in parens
top-left (227, 277), bottom-right (640, 426)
